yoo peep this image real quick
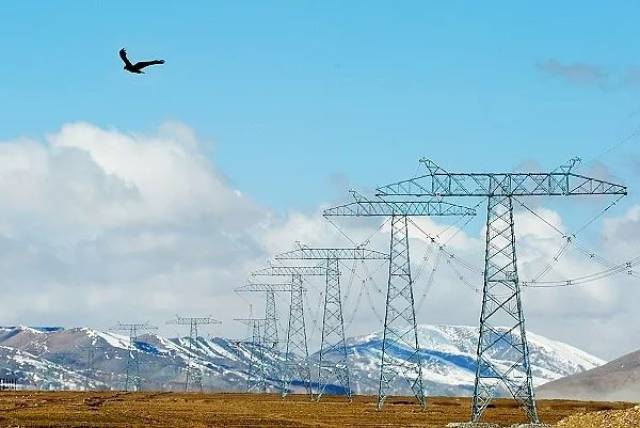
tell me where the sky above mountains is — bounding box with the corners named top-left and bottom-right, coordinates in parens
top-left (0, 2), bottom-right (639, 359)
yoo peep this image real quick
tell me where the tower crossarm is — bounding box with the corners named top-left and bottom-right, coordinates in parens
top-left (234, 317), bottom-right (266, 326)
top-left (376, 158), bottom-right (628, 197)
top-left (323, 198), bottom-right (476, 217)
top-left (166, 316), bottom-right (222, 326)
top-left (275, 247), bottom-right (388, 260)
top-left (110, 322), bottom-right (158, 334)
top-left (235, 283), bottom-right (293, 292)
top-left (252, 265), bottom-right (327, 277)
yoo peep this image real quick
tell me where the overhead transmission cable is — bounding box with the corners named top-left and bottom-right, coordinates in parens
top-left (512, 195), bottom-right (640, 287)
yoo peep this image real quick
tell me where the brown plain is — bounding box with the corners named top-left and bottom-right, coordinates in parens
top-left (0, 392), bottom-right (634, 428)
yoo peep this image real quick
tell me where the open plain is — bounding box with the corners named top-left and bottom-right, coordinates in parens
top-left (0, 392), bottom-right (634, 428)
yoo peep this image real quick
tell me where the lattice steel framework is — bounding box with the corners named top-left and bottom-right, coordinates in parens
top-left (377, 158), bottom-right (627, 423)
top-left (236, 282), bottom-right (294, 393)
top-left (252, 265), bottom-right (327, 396)
top-left (235, 317), bottom-right (269, 393)
top-left (110, 322), bottom-right (158, 392)
top-left (236, 283), bottom-right (293, 352)
top-left (283, 274), bottom-right (311, 396)
top-left (324, 196), bottom-right (476, 409)
top-left (166, 316), bottom-right (222, 392)
top-left (240, 279), bottom-right (314, 397)
top-left (264, 291), bottom-right (277, 350)
top-left (78, 344), bottom-right (106, 391)
top-left (275, 247), bottom-right (388, 400)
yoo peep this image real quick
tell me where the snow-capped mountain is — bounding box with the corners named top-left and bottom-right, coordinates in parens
top-left (331, 325), bottom-right (604, 396)
top-left (0, 324), bottom-right (603, 396)
top-left (0, 325), bottom-right (284, 392)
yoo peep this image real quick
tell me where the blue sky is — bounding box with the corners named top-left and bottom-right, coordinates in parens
top-left (0, 2), bottom-right (639, 358)
top-left (1, 1), bottom-right (639, 212)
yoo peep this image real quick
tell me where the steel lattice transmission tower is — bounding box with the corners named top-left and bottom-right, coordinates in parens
top-left (236, 282), bottom-right (295, 394)
top-left (275, 247), bottom-right (388, 401)
top-left (377, 158), bottom-right (627, 423)
top-left (236, 282), bottom-right (285, 351)
top-left (324, 193), bottom-right (476, 409)
top-left (252, 265), bottom-right (327, 397)
top-left (78, 344), bottom-right (106, 391)
top-left (110, 322), bottom-right (158, 392)
top-left (235, 317), bottom-right (269, 393)
top-left (166, 315), bottom-right (222, 392)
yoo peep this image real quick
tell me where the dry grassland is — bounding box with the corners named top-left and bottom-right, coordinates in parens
top-left (0, 392), bottom-right (633, 427)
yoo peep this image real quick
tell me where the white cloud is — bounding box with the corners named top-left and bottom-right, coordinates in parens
top-left (537, 59), bottom-right (608, 87)
top-left (0, 122), bottom-right (637, 360)
top-left (536, 59), bottom-right (640, 92)
top-left (0, 122), bottom-right (271, 335)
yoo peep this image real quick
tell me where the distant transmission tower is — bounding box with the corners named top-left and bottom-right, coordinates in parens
top-left (235, 283), bottom-right (286, 351)
top-left (78, 344), bottom-right (106, 391)
top-left (324, 193), bottom-right (476, 409)
top-left (235, 317), bottom-right (269, 393)
top-left (166, 315), bottom-right (222, 392)
top-left (252, 265), bottom-right (326, 397)
top-left (110, 322), bottom-right (158, 392)
top-left (236, 282), bottom-right (294, 391)
top-left (275, 247), bottom-right (388, 401)
top-left (376, 157), bottom-right (626, 423)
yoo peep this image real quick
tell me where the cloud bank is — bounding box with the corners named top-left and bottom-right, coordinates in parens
top-left (0, 122), bottom-right (637, 359)
top-left (537, 58), bottom-right (640, 92)
top-left (537, 60), bottom-right (608, 87)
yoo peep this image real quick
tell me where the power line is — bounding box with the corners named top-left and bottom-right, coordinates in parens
top-left (274, 246), bottom-right (388, 401)
top-left (376, 157), bottom-right (626, 424)
top-left (166, 316), bottom-right (221, 392)
top-left (324, 195), bottom-right (477, 410)
top-left (109, 322), bottom-right (158, 392)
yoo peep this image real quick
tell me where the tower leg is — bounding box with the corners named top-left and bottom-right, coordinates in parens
top-left (125, 327), bottom-right (140, 392)
top-left (132, 348), bottom-right (142, 391)
top-left (471, 195), bottom-right (539, 423)
top-left (317, 258), bottom-right (351, 400)
top-left (263, 290), bottom-right (281, 391)
top-left (377, 215), bottom-right (425, 409)
top-left (185, 321), bottom-right (194, 391)
top-left (282, 274), bottom-right (312, 397)
top-left (185, 321), bottom-right (203, 392)
top-left (247, 321), bottom-right (267, 393)
top-left (264, 290), bottom-right (279, 350)
top-left (124, 349), bottom-right (132, 391)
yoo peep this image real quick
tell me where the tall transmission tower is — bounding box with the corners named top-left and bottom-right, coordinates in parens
top-left (252, 265), bottom-right (327, 397)
top-left (236, 282), bottom-right (292, 392)
top-left (235, 317), bottom-right (269, 393)
top-left (376, 158), bottom-right (627, 423)
top-left (110, 322), bottom-right (158, 392)
top-left (166, 315), bottom-right (222, 392)
top-left (236, 283), bottom-right (286, 351)
top-left (77, 344), bottom-right (106, 391)
top-left (275, 247), bottom-right (388, 401)
top-left (324, 194), bottom-right (476, 409)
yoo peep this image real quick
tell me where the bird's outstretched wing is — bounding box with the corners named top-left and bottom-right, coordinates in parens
top-left (134, 60), bottom-right (165, 69)
top-left (119, 48), bottom-right (132, 67)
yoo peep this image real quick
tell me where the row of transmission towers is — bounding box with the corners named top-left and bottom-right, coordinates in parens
top-left (239, 157), bottom-right (626, 426)
top-left (101, 317), bottom-right (221, 392)
top-left (238, 200), bottom-right (476, 403)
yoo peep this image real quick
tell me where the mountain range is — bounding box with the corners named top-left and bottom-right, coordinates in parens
top-left (0, 324), bottom-right (603, 396)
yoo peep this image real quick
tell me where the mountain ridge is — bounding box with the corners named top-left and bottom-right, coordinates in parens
top-left (538, 348), bottom-right (640, 401)
top-left (0, 324), bottom-right (603, 396)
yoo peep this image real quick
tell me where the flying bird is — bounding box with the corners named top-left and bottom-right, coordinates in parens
top-left (119, 48), bottom-right (165, 74)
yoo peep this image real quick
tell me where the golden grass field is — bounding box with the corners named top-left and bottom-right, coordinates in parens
top-left (0, 392), bottom-right (634, 428)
